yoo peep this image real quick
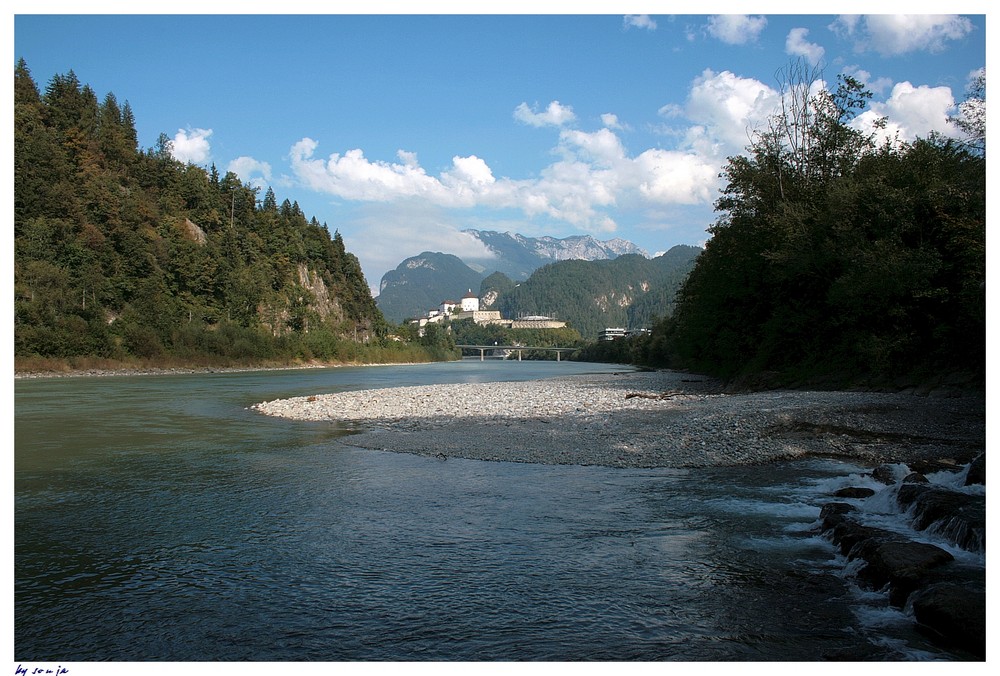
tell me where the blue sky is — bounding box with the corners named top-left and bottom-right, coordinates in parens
top-left (11, 4), bottom-right (990, 294)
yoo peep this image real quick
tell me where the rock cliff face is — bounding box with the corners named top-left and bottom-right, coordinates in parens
top-left (258, 263), bottom-right (348, 336)
top-left (182, 218), bottom-right (207, 245)
top-left (297, 263), bottom-right (339, 320)
top-left (472, 229), bottom-right (646, 260)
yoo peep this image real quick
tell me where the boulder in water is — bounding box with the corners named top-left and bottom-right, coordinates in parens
top-left (871, 464), bottom-right (898, 485)
top-left (895, 484), bottom-right (985, 553)
top-left (909, 582), bottom-right (986, 659)
top-left (833, 486), bottom-right (876, 499)
top-left (851, 539), bottom-right (954, 607)
top-left (964, 453), bottom-right (985, 486)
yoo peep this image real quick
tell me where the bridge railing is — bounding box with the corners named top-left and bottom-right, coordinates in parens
top-left (455, 344), bottom-right (580, 362)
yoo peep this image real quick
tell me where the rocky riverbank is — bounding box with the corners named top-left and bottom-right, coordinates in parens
top-left (817, 457), bottom-right (986, 660)
top-left (251, 370), bottom-right (985, 469)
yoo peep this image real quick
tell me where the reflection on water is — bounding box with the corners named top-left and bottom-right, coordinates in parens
top-left (14, 362), bottom-right (969, 661)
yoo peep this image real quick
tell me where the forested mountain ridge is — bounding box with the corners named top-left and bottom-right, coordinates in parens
top-left (376, 252), bottom-right (485, 322)
top-left (487, 246), bottom-right (701, 340)
top-left (13, 61), bottom-right (411, 368)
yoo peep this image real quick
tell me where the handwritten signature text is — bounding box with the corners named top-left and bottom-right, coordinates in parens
top-left (15, 666), bottom-right (69, 676)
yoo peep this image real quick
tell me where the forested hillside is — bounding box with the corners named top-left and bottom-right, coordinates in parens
top-left (488, 246), bottom-right (700, 341)
top-left (13, 61), bottom-right (453, 370)
top-left (644, 67), bottom-right (986, 388)
top-left (376, 251), bottom-right (484, 322)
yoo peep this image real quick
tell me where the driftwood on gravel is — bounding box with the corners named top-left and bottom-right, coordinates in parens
top-left (624, 390), bottom-right (683, 400)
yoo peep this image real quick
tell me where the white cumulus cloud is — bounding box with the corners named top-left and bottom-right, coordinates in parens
top-left (228, 156), bottom-right (272, 189)
top-left (682, 69), bottom-right (780, 156)
top-left (623, 15), bottom-right (657, 31)
top-left (706, 15), bottom-right (768, 45)
top-left (830, 14), bottom-right (975, 56)
top-left (559, 127), bottom-right (627, 166)
top-left (170, 127), bottom-right (212, 165)
top-left (513, 101), bottom-right (577, 127)
top-left (632, 149), bottom-right (717, 205)
top-left (852, 81), bottom-right (959, 145)
top-left (289, 140), bottom-right (443, 203)
top-left (601, 113), bottom-right (626, 130)
top-left (446, 155), bottom-right (495, 186)
top-left (785, 27), bottom-right (825, 65)
top-left (288, 119), bottom-right (725, 237)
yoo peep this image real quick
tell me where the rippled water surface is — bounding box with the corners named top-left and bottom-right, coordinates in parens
top-left (14, 361), bottom-right (969, 661)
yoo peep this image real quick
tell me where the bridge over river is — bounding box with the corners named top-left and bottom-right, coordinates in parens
top-left (456, 344), bottom-right (580, 361)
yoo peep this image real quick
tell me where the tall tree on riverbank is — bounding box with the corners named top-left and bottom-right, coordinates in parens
top-left (651, 62), bottom-right (985, 386)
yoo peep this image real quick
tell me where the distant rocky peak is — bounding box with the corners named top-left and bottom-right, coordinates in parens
top-left (464, 229), bottom-right (648, 263)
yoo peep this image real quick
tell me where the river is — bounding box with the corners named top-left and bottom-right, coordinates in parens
top-left (13, 360), bottom-right (975, 662)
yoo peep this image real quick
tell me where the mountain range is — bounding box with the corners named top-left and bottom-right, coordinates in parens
top-left (460, 229), bottom-right (648, 279)
top-left (375, 229), bottom-right (700, 337)
top-left (376, 230), bottom-right (648, 322)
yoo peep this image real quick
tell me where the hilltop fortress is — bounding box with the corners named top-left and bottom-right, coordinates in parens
top-left (411, 290), bottom-right (566, 332)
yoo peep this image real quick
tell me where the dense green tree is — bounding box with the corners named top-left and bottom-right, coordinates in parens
top-left (262, 186), bottom-right (278, 212)
top-left (657, 62), bottom-right (985, 386)
top-left (96, 92), bottom-right (137, 172)
top-left (14, 60), bottom-right (79, 226)
top-left (418, 322), bottom-right (460, 360)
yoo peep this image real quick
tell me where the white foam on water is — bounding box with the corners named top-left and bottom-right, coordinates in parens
top-left (869, 635), bottom-right (947, 661)
top-left (705, 496), bottom-right (822, 521)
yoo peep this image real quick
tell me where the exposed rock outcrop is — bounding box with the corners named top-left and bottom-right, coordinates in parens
top-left (182, 217), bottom-right (207, 245)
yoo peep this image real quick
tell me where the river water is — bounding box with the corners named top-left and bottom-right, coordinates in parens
top-left (13, 361), bottom-right (979, 662)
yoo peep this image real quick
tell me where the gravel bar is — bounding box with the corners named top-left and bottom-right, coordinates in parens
top-left (251, 370), bottom-right (985, 468)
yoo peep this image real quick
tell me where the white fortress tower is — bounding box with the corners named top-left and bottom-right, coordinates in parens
top-left (460, 289), bottom-right (480, 313)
